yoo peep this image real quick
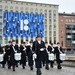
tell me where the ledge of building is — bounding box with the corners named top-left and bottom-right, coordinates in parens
top-left (61, 60), bottom-right (75, 67)
top-left (66, 56), bottom-right (75, 60)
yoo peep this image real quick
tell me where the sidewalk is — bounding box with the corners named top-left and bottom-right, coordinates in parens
top-left (0, 65), bottom-right (75, 75)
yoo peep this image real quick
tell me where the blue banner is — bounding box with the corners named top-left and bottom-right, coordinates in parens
top-left (3, 10), bottom-right (44, 38)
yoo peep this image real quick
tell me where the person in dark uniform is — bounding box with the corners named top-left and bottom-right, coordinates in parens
top-left (10, 40), bottom-right (19, 71)
top-left (0, 45), bottom-right (6, 68)
top-left (49, 43), bottom-right (55, 68)
top-left (26, 41), bottom-right (34, 70)
top-left (44, 42), bottom-right (54, 70)
top-left (2, 46), bottom-right (6, 68)
top-left (54, 42), bottom-right (64, 69)
top-left (5, 41), bottom-right (11, 69)
top-left (32, 35), bottom-right (45, 75)
top-left (0, 45), bottom-right (3, 65)
top-left (20, 42), bottom-right (27, 69)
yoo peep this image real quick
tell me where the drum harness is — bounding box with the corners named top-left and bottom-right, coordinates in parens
top-left (58, 47), bottom-right (63, 54)
top-left (23, 46), bottom-right (26, 53)
top-left (12, 46), bottom-right (17, 53)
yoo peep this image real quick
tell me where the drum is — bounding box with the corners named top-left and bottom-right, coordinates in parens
top-left (14, 53), bottom-right (21, 61)
top-left (48, 53), bottom-right (54, 61)
top-left (60, 54), bottom-right (66, 61)
top-left (33, 53), bottom-right (37, 60)
top-left (0, 54), bottom-right (3, 62)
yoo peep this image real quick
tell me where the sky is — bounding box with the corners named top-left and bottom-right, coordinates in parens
top-left (17, 0), bottom-right (75, 13)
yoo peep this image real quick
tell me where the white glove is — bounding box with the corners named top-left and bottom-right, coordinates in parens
top-left (40, 48), bottom-right (44, 51)
top-left (33, 53), bottom-right (37, 60)
top-left (15, 51), bottom-right (17, 53)
top-left (23, 47), bottom-right (26, 51)
top-left (47, 51), bottom-right (50, 54)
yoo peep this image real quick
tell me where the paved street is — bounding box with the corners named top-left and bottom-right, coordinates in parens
top-left (0, 65), bottom-right (75, 75)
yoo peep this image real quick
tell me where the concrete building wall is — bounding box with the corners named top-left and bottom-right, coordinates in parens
top-left (0, 0), bottom-right (59, 45)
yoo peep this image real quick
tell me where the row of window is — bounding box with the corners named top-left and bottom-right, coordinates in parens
top-left (0, 5), bottom-right (57, 13)
top-left (2, 1), bottom-right (57, 8)
top-left (66, 25), bottom-right (75, 27)
top-left (45, 37), bottom-right (56, 44)
top-left (61, 19), bottom-right (75, 23)
top-left (45, 31), bottom-right (56, 36)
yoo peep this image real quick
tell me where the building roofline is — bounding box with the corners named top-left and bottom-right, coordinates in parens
top-left (59, 13), bottom-right (75, 16)
top-left (3, 0), bottom-right (59, 6)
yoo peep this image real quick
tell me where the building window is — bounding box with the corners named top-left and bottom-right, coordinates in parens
top-left (16, 2), bottom-right (18, 4)
top-left (0, 5), bottom-right (2, 9)
top-left (50, 37), bottom-right (52, 40)
top-left (61, 41), bottom-right (63, 47)
top-left (72, 19), bottom-right (74, 22)
top-left (49, 25), bottom-right (52, 30)
top-left (69, 19), bottom-right (71, 22)
top-left (61, 31), bottom-right (63, 33)
top-left (21, 2), bottom-right (23, 4)
top-left (45, 19), bottom-right (47, 24)
top-left (54, 19), bottom-right (56, 22)
top-left (0, 12), bottom-right (2, 16)
top-left (20, 7), bottom-right (23, 11)
top-left (45, 31), bottom-right (47, 36)
top-left (54, 14), bottom-right (56, 17)
top-left (49, 12), bottom-right (51, 18)
top-left (54, 27), bottom-right (56, 31)
top-left (5, 6), bottom-right (8, 10)
top-left (54, 40), bottom-right (56, 44)
top-left (45, 25), bottom-right (47, 29)
top-left (54, 25), bottom-right (56, 28)
top-left (40, 9), bottom-right (42, 13)
top-left (49, 31), bottom-right (52, 36)
top-left (5, 37), bottom-right (8, 44)
top-left (25, 8), bottom-right (28, 12)
top-left (53, 10), bottom-right (56, 13)
top-left (49, 10), bottom-right (51, 12)
top-left (0, 18), bottom-right (2, 22)
top-left (66, 25), bottom-right (71, 30)
top-left (40, 4), bottom-right (42, 6)
top-left (66, 19), bottom-right (68, 22)
top-left (35, 8), bottom-right (38, 12)
top-left (61, 36), bottom-right (63, 38)
top-left (54, 31), bottom-right (56, 36)
top-left (45, 37), bottom-right (47, 42)
top-left (10, 6), bottom-right (13, 10)
top-left (44, 9), bottom-right (47, 13)
top-left (15, 7), bottom-right (18, 11)
top-left (30, 8), bottom-right (33, 12)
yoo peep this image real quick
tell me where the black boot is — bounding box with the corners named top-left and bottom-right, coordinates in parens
top-left (30, 66), bottom-right (33, 70)
top-left (13, 65), bottom-right (15, 71)
top-left (36, 69), bottom-right (42, 75)
top-left (57, 64), bottom-right (62, 69)
top-left (22, 64), bottom-right (25, 69)
top-left (16, 63), bottom-right (18, 67)
top-left (45, 64), bottom-right (49, 70)
top-left (2, 64), bottom-right (5, 68)
top-left (50, 62), bottom-right (53, 68)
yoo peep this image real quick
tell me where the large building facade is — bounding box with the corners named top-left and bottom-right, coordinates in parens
top-left (0, 0), bottom-right (59, 45)
top-left (59, 13), bottom-right (75, 50)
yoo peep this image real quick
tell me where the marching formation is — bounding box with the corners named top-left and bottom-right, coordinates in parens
top-left (0, 35), bottom-right (66, 75)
